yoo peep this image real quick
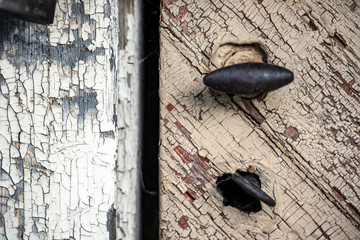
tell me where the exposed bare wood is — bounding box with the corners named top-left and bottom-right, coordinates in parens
top-left (159, 0), bottom-right (360, 239)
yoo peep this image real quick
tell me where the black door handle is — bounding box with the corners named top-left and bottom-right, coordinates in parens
top-left (203, 62), bottom-right (294, 98)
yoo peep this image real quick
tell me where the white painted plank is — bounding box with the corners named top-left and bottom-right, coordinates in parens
top-left (0, 0), bottom-right (141, 239)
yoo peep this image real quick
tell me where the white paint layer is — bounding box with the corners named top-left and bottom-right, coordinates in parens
top-left (116, 0), bottom-right (142, 239)
top-left (0, 0), bottom-right (141, 239)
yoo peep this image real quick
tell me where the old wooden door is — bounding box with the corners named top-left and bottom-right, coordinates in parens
top-left (0, 0), bottom-right (141, 239)
top-left (159, 0), bottom-right (360, 239)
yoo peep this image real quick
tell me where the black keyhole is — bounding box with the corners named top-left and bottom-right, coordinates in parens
top-left (216, 170), bottom-right (262, 213)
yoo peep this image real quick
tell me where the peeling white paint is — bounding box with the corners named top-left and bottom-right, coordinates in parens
top-left (159, 0), bottom-right (360, 239)
top-left (0, 0), bottom-right (140, 239)
top-left (116, 0), bottom-right (142, 239)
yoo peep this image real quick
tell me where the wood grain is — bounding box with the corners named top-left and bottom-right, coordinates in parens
top-left (159, 0), bottom-right (360, 239)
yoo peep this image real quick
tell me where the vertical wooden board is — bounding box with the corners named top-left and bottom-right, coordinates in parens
top-left (159, 0), bottom-right (360, 239)
top-left (0, 0), bottom-right (141, 239)
top-left (116, 0), bottom-right (142, 239)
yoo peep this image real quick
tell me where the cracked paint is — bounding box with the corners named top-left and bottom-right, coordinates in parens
top-left (0, 0), bottom-right (133, 238)
top-left (159, 0), bottom-right (360, 239)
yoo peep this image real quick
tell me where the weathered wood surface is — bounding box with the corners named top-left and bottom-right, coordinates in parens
top-left (117, 0), bottom-right (142, 239)
top-left (159, 0), bottom-right (360, 239)
top-left (0, 0), bottom-right (141, 239)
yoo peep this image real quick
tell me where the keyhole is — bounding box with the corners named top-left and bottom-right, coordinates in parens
top-left (216, 170), bottom-right (262, 213)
